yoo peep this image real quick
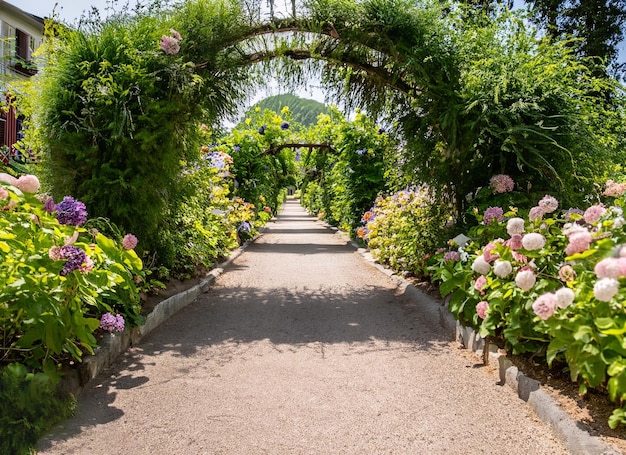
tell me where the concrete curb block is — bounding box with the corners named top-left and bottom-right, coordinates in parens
top-left (352, 245), bottom-right (621, 455)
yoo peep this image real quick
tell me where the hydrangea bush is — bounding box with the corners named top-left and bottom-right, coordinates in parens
top-left (0, 174), bottom-right (143, 383)
top-left (429, 175), bottom-right (626, 428)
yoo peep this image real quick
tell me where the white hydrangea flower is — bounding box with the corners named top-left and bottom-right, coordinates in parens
top-left (594, 278), bottom-right (620, 302)
top-left (522, 233), bottom-right (546, 251)
top-left (506, 217), bottom-right (525, 236)
top-left (472, 255), bottom-right (491, 275)
top-left (515, 269), bottom-right (536, 291)
top-left (555, 287), bottom-right (575, 309)
top-left (493, 260), bottom-right (513, 278)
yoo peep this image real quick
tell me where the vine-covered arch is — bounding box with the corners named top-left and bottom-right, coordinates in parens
top-left (34, 0), bottom-right (623, 260)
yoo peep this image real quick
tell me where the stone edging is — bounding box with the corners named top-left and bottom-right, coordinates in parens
top-left (347, 233), bottom-right (621, 455)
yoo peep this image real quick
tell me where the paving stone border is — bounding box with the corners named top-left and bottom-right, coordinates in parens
top-left (60, 215), bottom-right (621, 454)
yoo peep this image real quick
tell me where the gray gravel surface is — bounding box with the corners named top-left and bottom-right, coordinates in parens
top-left (39, 200), bottom-right (567, 454)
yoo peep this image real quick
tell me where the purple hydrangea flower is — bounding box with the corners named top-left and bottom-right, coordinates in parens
top-left (60, 245), bottom-right (87, 276)
top-left (483, 206), bottom-right (504, 225)
top-left (100, 312), bottom-right (125, 333)
top-left (280, 122), bottom-right (290, 130)
top-left (55, 196), bottom-right (88, 226)
top-left (258, 125), bottom-right (266, 135)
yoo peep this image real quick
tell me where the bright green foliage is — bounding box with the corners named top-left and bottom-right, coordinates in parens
top-left (0, 363), bottom-right (75, 455)
top-left (429, 188), bottom-right (626, 427)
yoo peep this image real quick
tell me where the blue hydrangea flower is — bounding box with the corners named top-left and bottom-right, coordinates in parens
top-left (280, 122), bottom-right (290, 130)
top-left (258, 125), bottom-right (266, 135)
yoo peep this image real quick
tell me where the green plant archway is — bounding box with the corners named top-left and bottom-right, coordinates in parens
top-left (34, 0), bottom-right (624, 258)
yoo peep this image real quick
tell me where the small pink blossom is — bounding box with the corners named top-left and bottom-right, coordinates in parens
top-left (512, 251), bottom-right (528, 263)
top-left (79, 256), bottom-right (94, 273)
top-left (444, 251), bottom-right (461, 262)
top-left (0, 187), bottom-right (8, 200)
top-left (476, 301), bottom-right (489, 319)
top-left (170, 29), bottom-right (182, 41)
top-left (16, 174), bottom-right (40, 193)
top-left (584, 204), bottom-right (606, 224)
top-left (532, 293), bottom-right (557, 320)
top-left (474, 275), bottom-right (488, 293)
top-left (489, 174), bottom-right (515, 194)
top-left (565, 230), bottom-right (593, 256)
top-left (528, 206), bottom-right (544, 221)
top-left (122, 233), bottom-right (138, 250)
top-left (48, 246), bottom-right (63, 261)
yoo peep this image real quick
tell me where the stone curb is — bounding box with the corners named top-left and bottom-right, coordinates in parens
top-left (346, 231), bottom-right (621, 455)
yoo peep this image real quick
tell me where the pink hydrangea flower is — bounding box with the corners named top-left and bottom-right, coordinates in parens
top-left (16, 175), bottom-right (40, 193)
top-left (483, 206), bottom-right (504, 225)
top-left (512, 251), bottom-right (528, 263)
top-left (538, 195), bottom-right (559, 213)
top-left (603, 180), bottom-right (626, 197)
top-left (476, 301), bottom-right (489, 319)
top-left (444, 251), bottom-right (461, 262)
top-left (584, 204), bottom-right (606, 224)
top-left (565, 230), bottom-right (592, 256)
top-left (594, 278), bottom-right (619, 302)
top-left (532, 293), bottom-right (557, 320)
top-left (474, 275), bottom-right (487, 293)
top-left (528, 206), bottom-right (545, 221)
top-left (160, 35), bottom-right (180, 55)
top-left (505, 234), bottom-right (523, 250)
top-left (482, 242), bottom-right (500, 263)
top-left (489, 174), bottom-right (515, 194)
top-left (515, 269), bottom-right (536, 291)
top-left (122, 233), bottom-right (138, 250)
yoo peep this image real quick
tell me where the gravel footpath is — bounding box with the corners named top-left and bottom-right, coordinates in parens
top-left (39, 200), bottom-right (568, 454)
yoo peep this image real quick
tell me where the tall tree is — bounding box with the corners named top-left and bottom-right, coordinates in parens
top-left (527, 0), bottom-right (626, 78)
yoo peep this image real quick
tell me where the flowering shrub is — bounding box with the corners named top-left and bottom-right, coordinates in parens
top-left (0, 175), bottom-right (143, 383)
top-left (359, 187), bottom-right (452, 277)
top-left (430, 182), bottom-right (626, 427)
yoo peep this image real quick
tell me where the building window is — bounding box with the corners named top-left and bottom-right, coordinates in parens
top-left (15, 29), bottom-right (31, 61)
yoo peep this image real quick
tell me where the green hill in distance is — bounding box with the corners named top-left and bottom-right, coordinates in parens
top-left (252, 93), bottom-right (329, 127)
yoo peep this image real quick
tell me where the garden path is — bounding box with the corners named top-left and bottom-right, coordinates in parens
top-left (38, 200), bottom-right (567, 454)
